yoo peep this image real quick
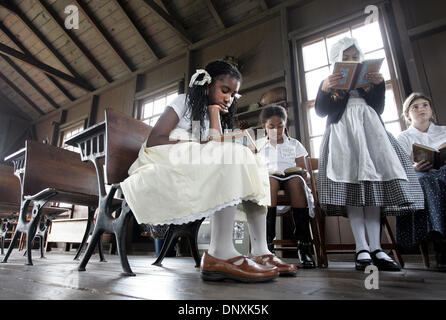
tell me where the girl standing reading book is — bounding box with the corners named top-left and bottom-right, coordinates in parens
top-left (315, 37), bottom-right (424, 271)
top-left (121, 60), bottom-right (296, 282)
top-left (257, 104), bottom-right (316, 268)
top-left (397, 93), bottom-right (446, 270)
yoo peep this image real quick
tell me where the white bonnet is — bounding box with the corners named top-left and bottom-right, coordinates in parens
top-left (329, 37), bottom-right (364, 63)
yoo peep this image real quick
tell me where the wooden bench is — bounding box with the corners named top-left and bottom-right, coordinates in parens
top-left (2, 141), bottom-right (101, 265)
top-left (65, 108), bottom-right (203, 276)
top-left (0, 164), bottom-right (71, 258)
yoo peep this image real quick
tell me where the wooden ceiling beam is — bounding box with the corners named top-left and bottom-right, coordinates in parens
top-left (114, 0), bottom-right (161, 60)
top-left (0, 21), bottom-right (75, 101)
top-left (36, 0), bottom-right (113, 83)
top-left (0, 71), bottom-right (45, 116)
top-left (0, 1), bottom-right (94, 90)
top-left (72, 0), bottom-right (135, 73)
top-left (141, 0), bottom-right (192, 45)
top-left (205, 0), bottom-right (225, 29)
top-left (0, 54), bottom-right (60, 109)
top-left (0, 42), bottom-right (94, 91)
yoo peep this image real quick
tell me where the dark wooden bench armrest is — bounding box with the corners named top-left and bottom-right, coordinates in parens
top-left (104, 108), bottom-right (152, 184)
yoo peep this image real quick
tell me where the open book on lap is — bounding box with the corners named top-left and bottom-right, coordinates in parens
top-left (333, 58), bottom-right (384, 90)
top-left (269, 167), bottom-right (304, 181)
top-left (413, 142), bottom-right (446, 170)
top-left (213, 129), bottom-right (258, 153)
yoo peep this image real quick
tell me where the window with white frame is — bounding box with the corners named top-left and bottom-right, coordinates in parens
top-left (59, 121), bottom-right (85, 152)
top-left (298, 20), bottom-right (403, 157)
top-left (140, 89), bottom-right (179, 126)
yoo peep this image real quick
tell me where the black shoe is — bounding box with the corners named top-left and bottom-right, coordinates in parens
top-left (297, 241), bottom-right (316, 269)
top-left (355, 250), bottom-right (373, 271)
top-left (434, 241), bottom-right (446, 271)
top-left (370, 249), bottom-right (401, 271)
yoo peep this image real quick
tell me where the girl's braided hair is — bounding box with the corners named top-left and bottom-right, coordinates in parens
top-left (186, 60), bottom-right (242, 137)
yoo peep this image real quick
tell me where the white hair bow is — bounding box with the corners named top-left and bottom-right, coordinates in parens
top-left (189, 69), bottom-right (212, 88)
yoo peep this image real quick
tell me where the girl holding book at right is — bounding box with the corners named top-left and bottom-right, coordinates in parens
top-left (396, 92), bottom-right (446, 270)
top-left (314, 37), bottom-right (424, 271)
top-left (257, 104), bottom-right (316, 268)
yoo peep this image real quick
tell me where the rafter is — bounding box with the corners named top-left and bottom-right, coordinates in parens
top-left (0, 54), bottom-right (59, 109)
top-left (0, 1), bottom-right (94, 90)
top-left (72, 0), bottom-right (135, 73)
top-left (114, 0), bottom-right (161, 60)
top-left (36, 0), bottom-right (113, 83)
top-left (141, 0), bottom-right (192, 45)
top-left (0, 42), bottom-right (94, 91)
top-left (0, 70), bottom-right (45, 116)
top-left (206, 0), bottom-right (225, 29)
top-left (0, 20), bottom-right (75, 101)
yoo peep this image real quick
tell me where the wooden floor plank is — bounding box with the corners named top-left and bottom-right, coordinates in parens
top-left (0, 250), bottom-right (444, 300)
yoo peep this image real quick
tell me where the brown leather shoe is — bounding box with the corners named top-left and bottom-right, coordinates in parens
top-left (200, 252), bottom-right (279, 283)
top-left (250, 254), bottom-right (298, 276)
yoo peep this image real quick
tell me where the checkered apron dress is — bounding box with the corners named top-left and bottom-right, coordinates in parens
top-left (317, 117), bottom-right (425, 217)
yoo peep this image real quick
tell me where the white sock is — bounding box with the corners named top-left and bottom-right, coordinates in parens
top-left (347, 206), bottom-right (370, 260)
top-left (243, 201), bottom-right (271, 256)
top-left (364, 207), bottom-right (393, 261)
top-left (364, 206), bottom-right (382, 253)
top-left (208, 205), bottom-right (242, 262)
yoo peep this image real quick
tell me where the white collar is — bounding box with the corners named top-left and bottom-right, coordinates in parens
top-left (408, 122), bottom-right (437, 134)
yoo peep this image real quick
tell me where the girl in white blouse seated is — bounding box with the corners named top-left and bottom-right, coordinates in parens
top-left (257, 104), bottom-right (316, 268)
top-left (121, 60), bottom-right (297, 282)
top-left (397, 92), bottom-right (446, 270)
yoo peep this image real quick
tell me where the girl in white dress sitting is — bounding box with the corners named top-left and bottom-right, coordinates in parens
top-left (121, 60), bottom-right (296, 282)
top-left (257, 104), bottom-right (316, 268)
top-left (397, 93), bottom-right (446, 270)
top-left (314, 38), bottom-right (424, 271)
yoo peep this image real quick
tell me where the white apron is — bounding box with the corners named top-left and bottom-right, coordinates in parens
top-left (326, 94), bottom-right (407, 183)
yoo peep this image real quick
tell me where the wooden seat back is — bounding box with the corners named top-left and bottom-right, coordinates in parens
top-left (22, 140), bottom-right (99, 206)
top-left (0, 164), bottom-right (21, 211)
top-left (104, 108), bottom-right (152, 185)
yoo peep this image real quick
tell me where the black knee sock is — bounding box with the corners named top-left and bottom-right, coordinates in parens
top-left (291, 207), bottom-right (311, 243)
top-left (266, 207), bottom-right (277, 245)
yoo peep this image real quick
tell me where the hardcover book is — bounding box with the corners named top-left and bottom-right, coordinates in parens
top-left (332, 58), bottom-right (384, 90)
top-left (413, 142), bottom-right (446, 169)
top-left (213, 129), bottom-right (258, 153)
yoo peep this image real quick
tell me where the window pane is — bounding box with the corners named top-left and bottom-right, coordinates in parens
top-left (150, 116), bottom-right (161, 126)
top-left (143, 101), bottom-right (153, 118)
top-left (382, 88), bottom-right (399, 122)
top-left (61, 124), bottom-right (83, 153)
top-left (384, 121), bottom-right (402, 137)
top-left (352, 22), bottom-right (383, 54)
top-left (326, 30), bottom-right (351, 60)
top-left (310, 136), bottom-right (324, 158)
top-left (305, 67), bottom-right (330, 101)
top-left (364, 49), bottom-right (390, 81)
top-left (166, 92), bottom-right (178, 105)
top-left (308, 106), bottom-right (326, 136)
top-left (302, 40), bottom-right (328, 71)
top-left (154, 96), bottom-right (166, 115)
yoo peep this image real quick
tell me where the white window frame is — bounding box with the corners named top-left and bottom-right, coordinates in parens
top-left (138, 85), bottom-right (179, 126)
top-left (58, 119), bottom-right (87, 153)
